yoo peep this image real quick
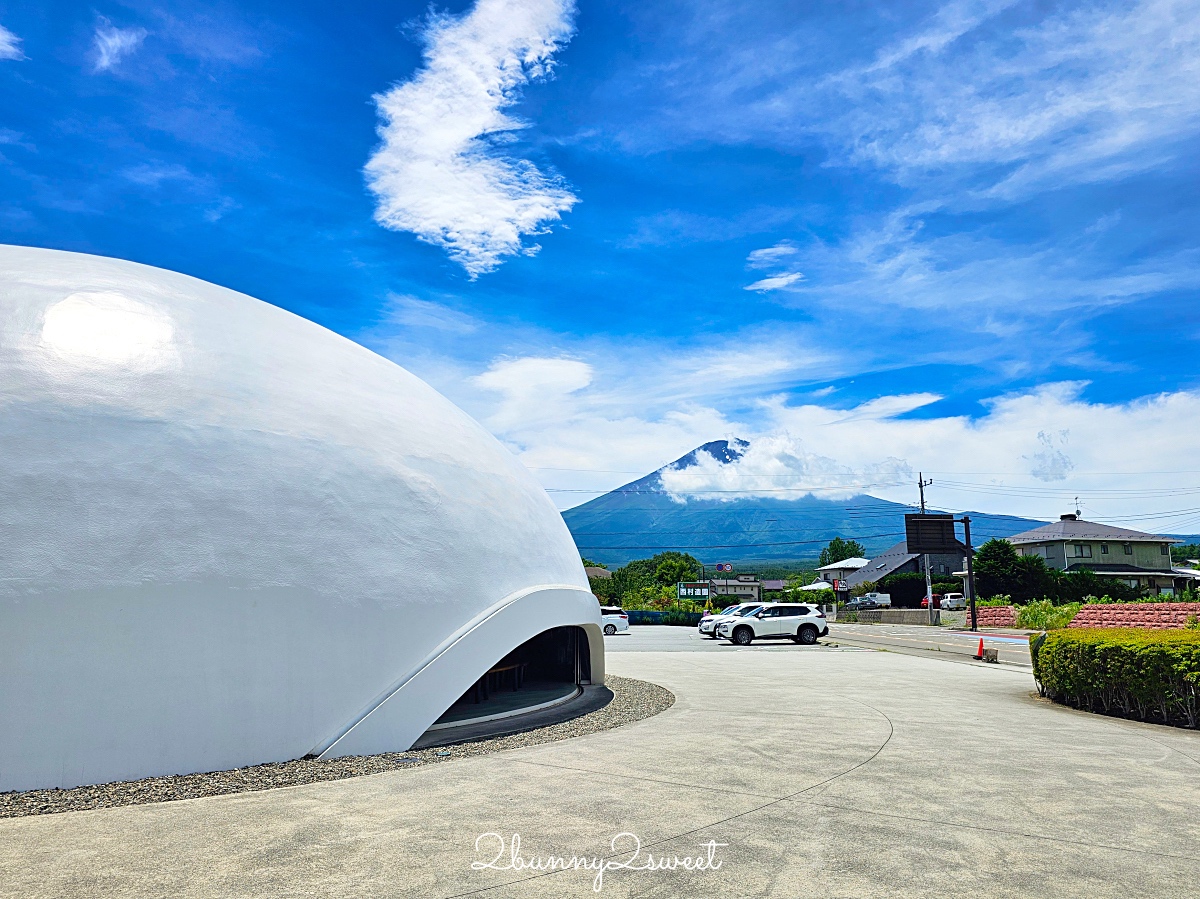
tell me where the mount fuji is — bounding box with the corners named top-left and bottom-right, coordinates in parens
top-left (561, 439), bottom-right (1043, 568)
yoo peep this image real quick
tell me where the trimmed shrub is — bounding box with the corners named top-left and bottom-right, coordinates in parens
top-left (1030, 628), bottom-right (1200, 728)
top-left (977, 596), bottom-right (1013, 607)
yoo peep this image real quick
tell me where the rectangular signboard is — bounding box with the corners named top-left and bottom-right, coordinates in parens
top-left (904, 513), bottom-right (958, 554)
top-left (677, 582), bottom-right (710, 599)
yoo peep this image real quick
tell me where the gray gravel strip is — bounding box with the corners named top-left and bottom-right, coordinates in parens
top-left (0, 675), bottom-right (673, 819)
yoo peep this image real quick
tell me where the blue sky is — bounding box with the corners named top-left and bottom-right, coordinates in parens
top-left (3, 0), bottom-right (1200, 528)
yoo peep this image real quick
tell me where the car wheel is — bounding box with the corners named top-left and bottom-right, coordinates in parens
top-left (732, 626), bottom-right (753, 646)
top-left (604, 624), bottom-right (617, 635)
top-left (797, 625), bottom-right (818, 645)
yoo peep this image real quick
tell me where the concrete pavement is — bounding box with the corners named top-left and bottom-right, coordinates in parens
top-left (2, 628), bottom-right (1198, 898)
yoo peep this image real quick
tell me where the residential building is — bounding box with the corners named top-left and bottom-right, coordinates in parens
top-left (843, 541), bottom-right (967, 591)
top-left (815, 556), bottom-right (869, 588)
top-left (709, 574), bottom-right (762, 602)
top-left (1007, 514), bottom-right (1181, 594)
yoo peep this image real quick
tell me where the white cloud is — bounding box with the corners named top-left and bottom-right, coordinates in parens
top-left (770, 209), bottom-right (1200, 323)
top-left (747, 242), bottom-right (800, 268)
top-left (384, 294), bottom-right (481, 334)
top-left (748, 383), bottom-right (1200, 528)
top-left (745, 272), bottom-right (804, 292)
top-left (93, 23), bottom-right (148, 72)
top-left (659, 432), bottom-right (913, 501)
top-left (828, 0), bottom-right (1200, 192)
top-left (745, 242), bottom-right (804, 291)
top-left (365, 0), bottom-right (578, 277)
top-left (472, 356), bottom-right (593, 431)
top-left (0, 24), bottom-right (23, 60)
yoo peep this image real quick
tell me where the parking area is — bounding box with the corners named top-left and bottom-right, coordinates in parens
top-left (3, 630), bottom-right (1198, 898)
top-left (609, 623), bottom-right (1034, 668)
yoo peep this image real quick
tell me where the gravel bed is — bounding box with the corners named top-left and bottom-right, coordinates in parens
top-left (0, 676), bottom-right (673, 819)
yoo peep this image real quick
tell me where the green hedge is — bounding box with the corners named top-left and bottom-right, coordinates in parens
top-left (1030, 629), bottom-right (1200, 728)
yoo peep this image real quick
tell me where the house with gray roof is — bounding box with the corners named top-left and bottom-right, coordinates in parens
top-left (843, 540), bottom-right (966, 590)
top-left (1007, 513), bottom-right (1180, 595)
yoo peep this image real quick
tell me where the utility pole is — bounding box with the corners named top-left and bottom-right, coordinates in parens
top-left (919, 473), bottom-right (935, 623)
top-left (964, 515), bottom-right (978, 632)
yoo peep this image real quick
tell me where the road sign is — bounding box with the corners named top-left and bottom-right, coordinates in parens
top-left (715, 563), bottom-right (733, 573)
top-left (677, 582), bottom-right (710, 599)
top-left (904, 513), bottom-right (958, 554)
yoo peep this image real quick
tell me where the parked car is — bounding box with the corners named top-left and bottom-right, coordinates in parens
top-left (844, 597), bottom-right (880, 612)
top-left (920, 595), bottom-right (942, 609)
top-left (697, 603), bottom-right (762, 638)
top-left (600, 607), bottom-right (629, 635)
top-left (940, 592), bottom-right (967, 610)
top-left (857, 591), bottom-right (891, 607)
top-left (716, 602), bottom-right (828, 646)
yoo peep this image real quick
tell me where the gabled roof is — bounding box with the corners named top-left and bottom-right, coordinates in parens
top-left (816, 557), bottom-right (869, 571)
top-left (1007, 516), bottom-right (1177, 545)
top-left (842, 539), bottom-right (968, 588)
top-left (842, 542), bottom-right (918, 587)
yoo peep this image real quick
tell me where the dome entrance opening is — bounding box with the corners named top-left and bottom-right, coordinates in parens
top-left (426, 626), bottom-right (594, 732)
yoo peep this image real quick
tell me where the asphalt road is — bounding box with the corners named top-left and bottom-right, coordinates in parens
top-left (5, 628), bottom-right (1197, 898)
top-left (608, 623), bottom-right (1034, 668)
top-left (828, 622), bottom-right (1035, 667)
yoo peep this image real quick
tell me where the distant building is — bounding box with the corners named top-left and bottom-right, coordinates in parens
top-left (762, 579), bottom-right (787, 592)
top-left (843, 542), bottom-right (966, 590)
top-left (1007, 514), bottom-right (1181, 595)
top-left (709, 575), bottom-right (762, 602)
top-left (815, 556), bottom-right (869, 588)
top-left (584, 566), bottom-right (613, 580)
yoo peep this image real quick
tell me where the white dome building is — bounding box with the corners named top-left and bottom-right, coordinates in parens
top-left (0, 246), bottom-right (602, 793)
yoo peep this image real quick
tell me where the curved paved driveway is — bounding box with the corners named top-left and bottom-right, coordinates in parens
top-left (2, 628), bottom-right (1198, 898)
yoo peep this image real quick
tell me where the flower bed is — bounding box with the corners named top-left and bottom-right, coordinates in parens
top-left (1029, 628), bottom-right (1200, 728)
top-left (1068, 602), bottom-right (1200, 629)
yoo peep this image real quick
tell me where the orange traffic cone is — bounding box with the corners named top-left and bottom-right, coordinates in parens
top-left (974, 638), bottom-right (984, 660)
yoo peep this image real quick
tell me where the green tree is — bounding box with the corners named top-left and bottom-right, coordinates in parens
top-left (1171, 544), bottom-right (1200, 565)
top-left (611, 552), bottom-right (703, 601)
top-left (818, 537), bottom-right (866, 567)
top-left (973, 539), bottom-right (1023, 599)
top-left (581, 558), bottom-right (607, 569)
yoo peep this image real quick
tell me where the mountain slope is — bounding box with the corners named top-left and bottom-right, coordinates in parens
top-left (562, 439), bottom-right (1044, 567)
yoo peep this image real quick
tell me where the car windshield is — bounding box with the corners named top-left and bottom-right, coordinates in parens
top-left (736, 606), bottom-right (762, 616)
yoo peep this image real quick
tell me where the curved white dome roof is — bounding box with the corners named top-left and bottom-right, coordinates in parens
top-left (0, 245), bottom-right (601, 791)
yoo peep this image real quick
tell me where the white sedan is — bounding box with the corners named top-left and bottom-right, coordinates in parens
top-left (601, 606), bottom-right (629, 635)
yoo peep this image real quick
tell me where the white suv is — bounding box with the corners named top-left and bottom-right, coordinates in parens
top-left (698, 603), bottom-right (763, 638)
top-left (717, 602), bottom-right (828, 646)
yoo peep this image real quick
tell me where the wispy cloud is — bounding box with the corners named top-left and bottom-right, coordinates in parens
top-left (0, 24), bottom-right (23, 60)
top-left (93, 22), bottom-right (148, 72)
top-left (744, 241), bottom-right (804, 291)
top-left (745, 272), bottom-right (803, 292)
top-left (385, 294), bottom-right (481, 334)
top-left (365, 0), bottom-right (578, 277)
top-left (827, 0), bottom-right (1200, 193)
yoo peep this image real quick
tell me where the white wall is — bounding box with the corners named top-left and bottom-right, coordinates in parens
top-left (0, 246), bottom-right (600, 792)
